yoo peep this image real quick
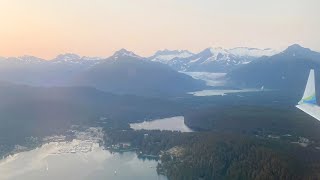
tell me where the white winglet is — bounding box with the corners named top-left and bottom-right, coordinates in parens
top-left (296, 69), bottom-right (320, 121)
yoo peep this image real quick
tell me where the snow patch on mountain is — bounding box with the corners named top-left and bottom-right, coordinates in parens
top-left (202, 47), bottom-right (236, 64)
top-left (149, 49), bottom-right (194, 63)
top-left (0, 47), bottom-right (280, 73)
top-left (0, 56), bottom-right (45, 64)
top-left (81, 56), bottom-right (105, 61)
top-left (51, 53), bottom-right (105, 65)
top-left (52, 53), bottom-right (81, 62)
top-left (148, 47), bottom-right (279, 72)
top-left (229, 47), bottom-right (279, 58)
top-left (18, 56), bottom-right (45, 62)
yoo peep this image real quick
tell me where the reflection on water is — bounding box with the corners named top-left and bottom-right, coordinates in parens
top-left (0, 128), bottom-right (166, 180)
top-left (130, 116), bottom-right (193, 132)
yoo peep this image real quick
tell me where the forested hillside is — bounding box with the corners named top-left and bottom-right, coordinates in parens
top-left (105, 130), bottom-right (320, 180)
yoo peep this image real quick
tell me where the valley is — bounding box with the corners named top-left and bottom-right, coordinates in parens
top-left (0, 44), bottom-right (320, 179)
top-left (2, 0), bottom-right (319, 179)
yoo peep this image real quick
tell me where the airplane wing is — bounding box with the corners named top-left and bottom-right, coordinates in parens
top-left (296, 69), bottom-right (320, 121)
top-left (296, 104), bottom-right (320, 121)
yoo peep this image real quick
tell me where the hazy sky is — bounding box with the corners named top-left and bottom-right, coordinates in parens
top-left (0, 0), bottom-right (319, 59)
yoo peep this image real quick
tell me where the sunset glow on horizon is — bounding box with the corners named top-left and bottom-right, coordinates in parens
top-left (0, 0), bottom-right (319, 59)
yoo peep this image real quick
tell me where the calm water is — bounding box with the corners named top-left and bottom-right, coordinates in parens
top-left (182, 72), bottom-right (263, 96)
top-left (130, 116), bottom-right (193, 132)
top-left (188, 89), bottom-right (262, 96)
top-left (0, 134), bottom-right (166, 180)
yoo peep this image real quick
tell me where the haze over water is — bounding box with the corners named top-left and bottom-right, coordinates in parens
top-left (0, 129), bottom-right (166, 180)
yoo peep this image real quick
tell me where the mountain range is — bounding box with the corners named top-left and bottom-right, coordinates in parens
top-left (0, 47), bottom-right (279, 73)
top-left (0, 49), bottom-right (206, 97)
top-left (70, 49), bottom-right (205, 96)
top-left (150, 47), bottom-right (278, 72)
top-left (0, 44), bottom-right (319, 96)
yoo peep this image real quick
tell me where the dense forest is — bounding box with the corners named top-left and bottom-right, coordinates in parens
top-left (1, 83), bottom-right (320, 179)
top-left (105, 130), bottom-right (320, 180)
top-left (104, 98), bottom-right (320, 180)
top-left (185, 106), bottom-right (320, 142)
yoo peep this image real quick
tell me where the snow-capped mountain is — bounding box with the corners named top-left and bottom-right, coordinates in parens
top-left (18, 55), bottom-right (46, 63)
top-left (227, 44), bottom-right (320, 90)
top-left (229, 47), bottom-right (279, 58)
top-left (0, 53), bottom-right (105, 65)
top-left (174, 47), bottom-right (242, 72)
top-left (72, 48), bottom-right (205, 96)
top-left (51, 53), bottom-right (105, 64)
top-left (149, 49), bottom-right (194, 63)
top-left (192, 47), bottom-right (238, 64)
top-left (0, 47), bottom-right (279, 73)
top-left (52, 53), bottom-right (81, 62)
top-left (0, 56), bottom-right (45, 64)
top-left (149, 47), bottom-right (278, 72)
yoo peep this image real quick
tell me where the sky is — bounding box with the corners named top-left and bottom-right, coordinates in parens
top-left (0, 0), bottom-right (319, 59)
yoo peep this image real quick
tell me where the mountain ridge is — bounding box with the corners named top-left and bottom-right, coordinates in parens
top-left (148, 47), bottom-right (280, 72)
top-left (226, 44), bottom-right (320, 93)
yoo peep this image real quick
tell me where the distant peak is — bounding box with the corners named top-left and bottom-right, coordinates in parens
top-left (283, 44), bottom-right (311, 53)
top-left (116, 48), bottom-right (132, 54)
top-left (205, 47), bottom-right (229, 54)
top-left (21, 55), bottom-right (46, 62)
top-left (112, 49), bottom-right (141, 59)
top-left (4, 55), bottom-right (45, 62)
top-left (53, 53), bottom-right (81, 61)
top-left (288, 44), bottom-right (304, 49)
